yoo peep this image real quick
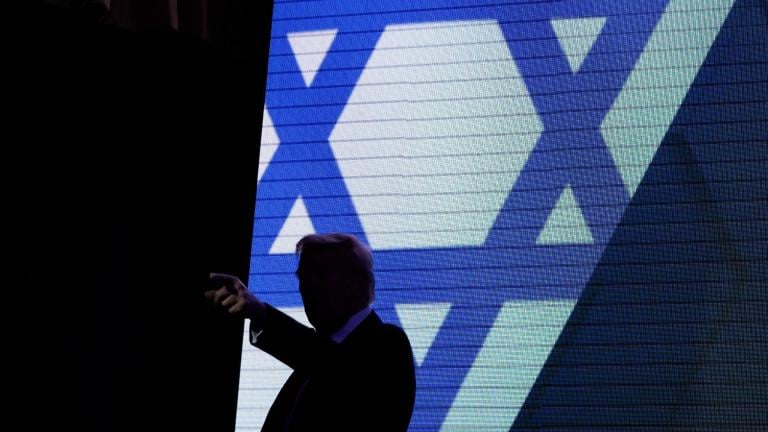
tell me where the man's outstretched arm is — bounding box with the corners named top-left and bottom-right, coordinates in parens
top-left (204, 272), bottom-right (267, 324)
top-left (203, 273), bottom-right (347, 374)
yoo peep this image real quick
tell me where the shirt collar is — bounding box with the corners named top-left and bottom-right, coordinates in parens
top-left (330, 306), bottom-right (372, 343)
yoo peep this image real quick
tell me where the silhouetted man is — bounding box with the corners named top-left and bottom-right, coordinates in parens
top-left (205, 233), bottom-right (416, 431)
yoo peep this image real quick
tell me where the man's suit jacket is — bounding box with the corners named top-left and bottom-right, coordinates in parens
top-left (252, 304), bottom-right (416, 431)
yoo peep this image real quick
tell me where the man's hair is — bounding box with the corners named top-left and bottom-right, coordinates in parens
top-left (296, 233), bottom-right (375, 304)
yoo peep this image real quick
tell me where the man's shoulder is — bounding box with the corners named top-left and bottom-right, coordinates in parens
top-left (378, 322), bottom-right (408, 340)
top-left (347, 311), bottom-right (413, 357)
top-left (371, 321), bottom-right (413, 353)
top-left (364, 312), bottom-right (408, 341)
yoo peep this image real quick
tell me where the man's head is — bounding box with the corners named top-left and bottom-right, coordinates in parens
top-left (295, 233), bottom-right (374, 335)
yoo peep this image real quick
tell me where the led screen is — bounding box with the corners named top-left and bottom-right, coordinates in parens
top-left (236, 0), bottom-right (764, 430)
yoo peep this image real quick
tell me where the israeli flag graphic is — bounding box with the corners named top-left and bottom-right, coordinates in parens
top-left (237, 0), bottom-right (737, 430)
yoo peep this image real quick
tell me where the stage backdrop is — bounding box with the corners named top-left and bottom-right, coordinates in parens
top-left (237, 0), bottom-right (767, 430)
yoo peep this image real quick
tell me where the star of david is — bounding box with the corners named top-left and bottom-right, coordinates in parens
top-left (245, 1), bottom-right (735, 429)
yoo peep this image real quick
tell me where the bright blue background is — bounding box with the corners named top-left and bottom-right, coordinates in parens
top-left (246, 0), bottom-right (767, 430)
